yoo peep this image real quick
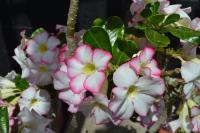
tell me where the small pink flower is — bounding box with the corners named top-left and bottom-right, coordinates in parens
top-left (109, 63), bottom-right (164, 120)
top-left (26, 30), bottom-right (60, 64)
top-left (130, 47), bottom-right (161, 78)
top-left (58, 45), bottom-right (68, 64)
top-left (67, 44), bottom-right (112, 94)
top-left (18, 86), bottom-right (51, 115)
top-left (80, 94), bottom-right (121, 125)
top-left (53, 63), bottom-right (85, 113)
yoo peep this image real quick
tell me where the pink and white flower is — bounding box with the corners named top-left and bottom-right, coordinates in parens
top-left (109, 63), bottom-right (165, 120)
top-left (169, 103), bottom-right (192, 132)
top-left (80, 94), bottom-right (120, 125)
top-left (191, 106), bottom-right (200, 132)
top-left (67, 45), bottom-right (112, 94)
top-left (18, 86), bottom-right (51, 115)
top-left (18, 107), bottom-right (54, 133)
top-left (13, 47), bottom-right (58, 86)
top-left (181, 58), bottom-right (200, 98)
top-left (53, 63), bottom-right (85, 113)
top-left (26, 30), bottom-right (60, 64)
top-left (130, 47), bottom-right (161, 78)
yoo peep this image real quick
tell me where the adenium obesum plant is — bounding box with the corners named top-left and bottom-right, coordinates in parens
top-left (1, 0), bottom-right (200, 133)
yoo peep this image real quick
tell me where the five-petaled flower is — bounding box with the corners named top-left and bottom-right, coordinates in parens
top-left (26, 30), bottom-right (60, 64)
top-left (18, 86), bottom-right (51, 115)
top-left (67, 44), bottom-right (112, 94)
top-left (109, 62), bottom-right (164, 120)
top-left (130, 47), bottom-right (161, 78)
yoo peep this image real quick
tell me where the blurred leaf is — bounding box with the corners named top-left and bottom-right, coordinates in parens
top-left (0, 107), bottom-right (9, 133)
top-left (116, 39), bottom-right (138, 57)
top-left (125, 27), bottom-right (145, 38)
top-left (105, 16), bottom-right (125, 46)
top-left (141, 8), bottom-right (152, 18)
top-left (92, 18), bottom-right (105, 27)
top-left (167, 26), bottom-right (200, 44)
top-left (83, 27), bottom-right (112, 52)
top-left (14, 75), bottom-right (29, 90)
top-left (145, 28), bottom-right (170, 47)
top-left (149, 14), bottom-right (166, 26)
top-left (149, 2), bottom-right (160, 15)
top-left (163, 14), bottom-right (180, 26)
top-left (31, 28), bottom-right (45, 38)
top-left (112, 44), bottom-right (130, 65)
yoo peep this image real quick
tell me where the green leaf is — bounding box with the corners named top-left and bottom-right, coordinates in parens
top-left (115, 39), bottom-right (138, 57)
top-left (145, 28), bottom-right (170, 47)
top-left (31, 28), bottom-right (45, 38)
top-left (141, 8), bottom-right (152, 18)
top-left (112, 45), bottom-right (130, 65)
top-left (14, 75), bottom-right (29, 90)
top-left (167, 26), bottom-right (200, 44)
top-left (125, 27), bottom-right (145, 38)
top-left (83, 27), bottom-right (112, 52)
top-left (92, 18), bottom-right (105, 27)
top-left (0, 107), bottom-right (9, 133)
top-left (141, 2), bottom-right (160, 18)
top-left (163, 14), bottom-right (180, 26)
top-left (149, 14), bottom-right (166, 26)
top-left (105, 16), bottom-right (125, 46)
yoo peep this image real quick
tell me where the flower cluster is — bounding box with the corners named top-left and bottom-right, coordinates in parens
top-left (1, 0), bottom-right (200, 133)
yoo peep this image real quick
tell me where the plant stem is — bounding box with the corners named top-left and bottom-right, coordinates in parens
top-left (66, 0), bottom-right (79, 55)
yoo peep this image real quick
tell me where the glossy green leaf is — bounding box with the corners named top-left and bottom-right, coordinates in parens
top-left (14, 75), bottom-right (29, 90)
top-left (149, 14), bottom-right (166, 26)
top-left (83, 27), bottom-right (112, 52)
top-left (145, 28), bottom-right (170, 47)
top-left (149, 2), bottom-right (160, 15)
top-left (0, 107), bottom-right (9, 133)
top-left (163, 14), bottom-right (180, 26)
top-left (92, 18), bottom-right (105, 27)
top-left (168, 26), bottom-right (200, 44)
top-left (105, 16), bottom-right (125, 46)
top-left (112, 45), bottom-right (130, 65)
top-left (125, 27), bottom-right (145, 38)
top-left (115, 39), bottom-right (138, 57)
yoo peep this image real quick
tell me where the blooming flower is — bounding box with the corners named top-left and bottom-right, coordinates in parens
top-left (191, 107), bottom-right (200, 132)
top-left (130, 47), bottom-right (161, 78)
top-left (181, 58), bottom-right (200, 98)
top-left (13, 47), bottom-right (58, 86)
top-left (169, 103), bottom-right (192, 132)
top-left (67, 45), bottom-right (112, 94)
top-left (18, 107), bottom-right (54, 133)
top-left (53, 63), bottom-right (85, 113)
top-left (80, 94), bottom-right (120, 125)
top-left (18, 86), bottom-right (51, 115)
top-left (26, 30), bottom-right (60, 64)
top-left (109, 62), bottom-right (165, 120)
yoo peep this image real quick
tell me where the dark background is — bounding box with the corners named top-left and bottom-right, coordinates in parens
top-left (0, 0), bottom-right (200, 75)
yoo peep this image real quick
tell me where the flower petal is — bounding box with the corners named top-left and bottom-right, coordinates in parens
top-left (75, 45), bottom-right (93, 64)
top-left (34, 31), bottom-right (48, 44)
top-left (21, 87), bottom-right (37, 100)
top-left (59, 89), bottom-right (85, 105)
top-left (47, 36), bottom-right (60, 50)
top-left (109, 98), bottom-right (134, 120)
top-left (92, 49), bottom-right (112, 70)
top-left (183, 83), bottom-right (194, 98)
top-left (67, 58), bottom-right (84, 78)
top-left (136, 77), bottom-right (165, 96)
top-left (181, 60), bottom-right (200, 82)
top-left (42, 51), bottom-right (55, 64)
top-left (84, 71), bottom-right (106, 94)
top-left (32, 101), bottom-right (51, 115)
top-left (169, 119), bottom-right (181, 133)
top-left (70, 74), bottom-right (87, 94)
top-left (133, 94), bottom-right (155, 116)
top-left (148, 59), bottom-right (161, 77)
top-left (139, 47), bottom-right (155, 63)
top-left (53, 71), bottom-right (69, 90)
top-left (113, 63), bottom-right (138, 88)
top-left (26, 40), bottom-right (38, 55)
top-left (93, 107), bottom-right (110, 124)
top-left (130, 57), bottom-right (141, 74)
